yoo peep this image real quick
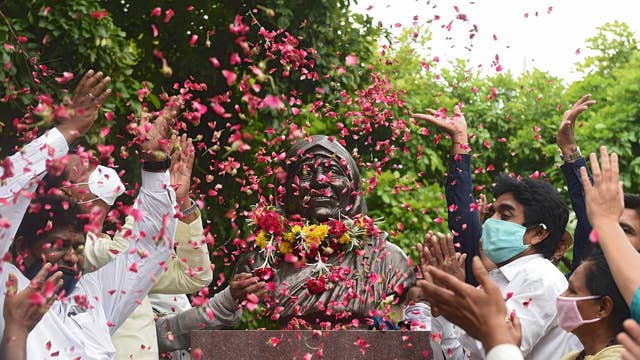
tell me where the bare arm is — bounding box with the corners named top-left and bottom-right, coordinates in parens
top-left (580, 146), bottom-right (639, 306)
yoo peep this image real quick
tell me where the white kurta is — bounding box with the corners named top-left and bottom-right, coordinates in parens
top-left (0, 129), bottom-right (178, 359)
top-left (430, 254), bottom-right (582, 360)
top-left (0, 128), bottom-right (69, 259)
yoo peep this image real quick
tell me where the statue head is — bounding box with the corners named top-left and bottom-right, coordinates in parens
top-left (280, 135), bottom-right (367, 222)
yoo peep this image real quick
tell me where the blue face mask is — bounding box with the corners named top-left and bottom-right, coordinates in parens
top-left (481, 218), bottom-right (530, 264)
top-left (24, 259), bottom-right (80, 296)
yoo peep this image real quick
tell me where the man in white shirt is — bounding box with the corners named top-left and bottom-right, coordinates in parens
top-left (430, 174), bottom-right (581, 359)
top-left (412, 107), bottom-right (580, 360)
top-left (0, 70), bottom-right (183, 358)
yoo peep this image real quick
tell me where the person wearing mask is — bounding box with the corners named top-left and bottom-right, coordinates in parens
top-left (580, 147), bottom-right (640, 323)
top-left (558, 251), bottom-right (628, 359)
top-left (0, 75), bottom-right (181, 358)
top-left (411, 106), bottom-right (579, 359)
top-left (53, 132), bottom-right (212, 359)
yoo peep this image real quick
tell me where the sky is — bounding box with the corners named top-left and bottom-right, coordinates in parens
top-left (351, 0), bottom-right (640, 82)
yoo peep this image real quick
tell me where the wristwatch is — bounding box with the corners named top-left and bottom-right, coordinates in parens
top-left (142, 155), bottom-right (171, 172)
top-left (560, 147), bottom-right (582, 162)
top-left (181, 199), bottom-right (199, 217)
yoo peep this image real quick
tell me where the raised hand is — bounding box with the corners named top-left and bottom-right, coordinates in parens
top-left (579, 146), bottom-right (624, 228)
top-left (57, 70), bottom-right (112, 143)
top-left (420, 257), bottom-right (522, 352)
top-left (477, 193), bottom-right (492, 224)
top-left (137, 96), bottom-right (182, 161)
top-left (414, 105), bottom-right (468, 142)
top-left (2, 263), bottom-right (63, 353)
top-left (170, 134), bottom-right (195, 203)
top-left (556, 94), bottom-right (596, 157)
top-left (229, 273), bottom-right (268, 304)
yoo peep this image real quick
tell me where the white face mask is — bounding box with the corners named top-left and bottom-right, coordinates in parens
top-left (80, 165), bottom-right (125, 206)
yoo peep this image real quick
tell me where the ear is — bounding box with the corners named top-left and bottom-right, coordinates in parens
top-left (524, 225), bottom-right (550, 246)
top-left (13, 236), bottom-right (36, 267)
top-left (13, 236), bottom-right (28, 256)
top-left (598, 296), bottom-right (614, 319)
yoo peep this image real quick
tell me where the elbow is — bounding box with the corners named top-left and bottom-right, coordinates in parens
top-left (196, 268), bottom-right (214, 288)
top-left (182, 268), bottom-right (214, 292)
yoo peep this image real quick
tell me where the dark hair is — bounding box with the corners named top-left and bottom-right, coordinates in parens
top-left (14, 194), bottom-right (87, 251)
top-left (493, 174), bottom-right (569, 258)
top-left (625, 193), bottom-right (640, 216)
top-left (40, 172), bottom-right (67, 194)
top-left (582, 250), bottom-right (630, 334)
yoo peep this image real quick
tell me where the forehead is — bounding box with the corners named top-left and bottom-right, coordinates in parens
top-left (494, 192), bottom-right (523, 210)
top-left (39, 226), bottom-right (85, 246)
top-left (297, 148), bottom-right (346, 168)
top-left (65, 154), bottom-right (93, 183)
top-left (568, 261), bottom-right (589, 290)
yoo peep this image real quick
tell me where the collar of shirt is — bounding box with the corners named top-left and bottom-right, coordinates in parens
top-left (495, 253), bottom-right (545, 282)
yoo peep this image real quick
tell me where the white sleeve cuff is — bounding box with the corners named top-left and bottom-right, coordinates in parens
top-left (45, 127), bottom-right (69, 156)
top-left (404, 302), bottom-right (431, 331)
top-left (485, 344), bottom-right (523, 360)
top-left (141, 169), bottom-right (171, 192)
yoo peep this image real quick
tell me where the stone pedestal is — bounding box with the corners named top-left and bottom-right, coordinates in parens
top-left (191, 330), bottom-right (432, 359)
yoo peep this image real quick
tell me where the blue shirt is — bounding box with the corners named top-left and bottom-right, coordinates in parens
top-left (444, 154), bottom-right (482, 285)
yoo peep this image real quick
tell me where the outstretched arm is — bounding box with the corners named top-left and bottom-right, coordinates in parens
top-left (580, 146), bottom-right (640, 317)
top-left (156, 273), bottom-right (268, 352)
top-left (151, 135), bottom-right (212, 293)
top-left (81, 98), bottom-right (181, 331)
top-left (0, 70), bottom-right (110, 258)
top-left (556, 94), bottom-right (596, 270)
top-left (414, 106), bottom-right (481, 285)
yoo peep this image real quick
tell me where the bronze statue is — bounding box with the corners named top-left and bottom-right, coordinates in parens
top-left (235, 135), bottom-right (415, 328)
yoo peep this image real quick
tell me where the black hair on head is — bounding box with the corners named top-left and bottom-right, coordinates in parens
top-left (15, 193), bottom-right (87, 250)
top-left (582, 248), bottom-right (630, 334)
top-left (492, 173), bottom-right (569, 259)
top-left (624, 193), bottom-right (640, 216)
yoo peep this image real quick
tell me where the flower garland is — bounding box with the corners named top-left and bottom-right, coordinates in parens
top-left (248, 205), bottom-right (380, 278)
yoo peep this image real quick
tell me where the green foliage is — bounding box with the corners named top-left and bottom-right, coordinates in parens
top-left (0, 0), bottom-right (140, 151)
top-left (576, 21), bottom-right (638, 76)
top-left (365, 170), bottom-right (448, 260)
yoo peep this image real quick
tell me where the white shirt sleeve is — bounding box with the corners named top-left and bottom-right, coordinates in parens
top-left (485, 344), bottom-right (524, 360)
top-left (0, 127), bottom-right (68, 259)
top-left (79, 169), bottom-right (178, 333)
top-left (404, 302), bottom-right (432, 331)
top-left (503, 276), bottom-right (557, 357)
top-left (431, 315), bottom-right (468, 360)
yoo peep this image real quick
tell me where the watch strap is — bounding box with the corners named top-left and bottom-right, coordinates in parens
top-left (142, 155), bottom-right (171, 172)
top-left (560, 147), bottom-right (582, 162)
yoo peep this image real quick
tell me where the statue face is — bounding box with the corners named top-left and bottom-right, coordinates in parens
top-left (287, 147), bottom-right (353, 222)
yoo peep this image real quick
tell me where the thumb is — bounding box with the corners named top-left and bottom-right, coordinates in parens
top-left (6, 273), bottom-right (18, 296)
